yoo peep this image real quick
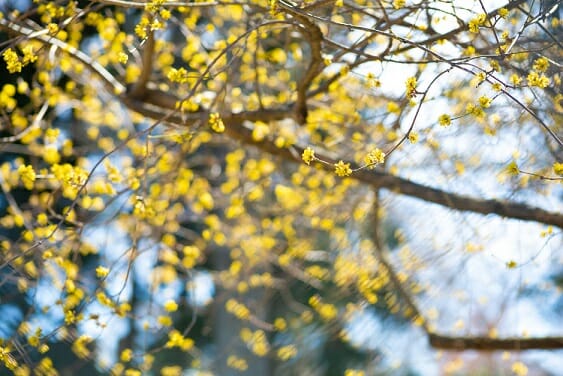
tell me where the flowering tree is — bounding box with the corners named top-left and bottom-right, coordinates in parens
top-left (0, 0), bottom-right (562, 374)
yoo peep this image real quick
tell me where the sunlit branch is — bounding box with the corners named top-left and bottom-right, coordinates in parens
top-left (0, 18), bottom-right (126, 94)
top-left (129, 28), bottom-right (155, 99)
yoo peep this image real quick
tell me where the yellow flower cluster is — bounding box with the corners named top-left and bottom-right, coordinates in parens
top-left (71, 335), bottom-right (92, 359)
top-left (2, 48), bottom-right (22, 73)
top-left (277, 345), bottom-right (297, 361)
top-left (227, 355), bottom-right (248, 371)
top-left (225, 299), bottom-right (250, 320)
top-left (506, 161), bottom-right (519, 176)
top-left (498, 8), bottom-right (509, 18)
top-left (165, 330), bottom-right (194, 351)
top-left (164, 299), bottom-right (178, 312)
top-left (532, 57), bottom-right (549, 72)
top-left (393, 0), bottom-right (406, 9)
top-left (0, 84), bottom-right (17, 110)
top-left (527, 71), bottom-right (550, 88)
top-left (95, 265), bottom-right (109, 278)
top-left (438, 114), bottom-right (451, 127)
top-left (511, 361), bottom-right (528, 376)
top-left (51, 163), bottom-right (89, 200)
top-left (478, 96), bottom-right (492, 108)
top-left (468, 14), bottom-right (487, 33)
top-left (366, 72), bottom-right (381, 88)
top-left (240, 328), bottom-right (270, 356)
top-left (209, 112), bottom-right (225, 133)
top-left (0, 346), bottom-right (17, 370)
top-left (334, 160), bottom-right (352, 177)
top-left (182, 245), bottom-right (201, 269)
top-left (18, 165), bottom-right (36, 190)
top-left (167, 67), bottom-right (190, 83)
top-left (345, 370), bottom-right (365, 376)
top-left (364, 148), bottom-right (385, 168)
top-left (405, 77), bottom-right (417, 98)
top-left (309, 295), bottom-right (338, 321)
top-left (301, 147), bottom-right (315, 165)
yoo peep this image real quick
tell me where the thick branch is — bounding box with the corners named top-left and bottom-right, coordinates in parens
top-left (6, 6), bottom-right (560, 228)
top-left (278, 0), bottom-right (324, 124)
top-left (128, 29), bottom-right (155, 99)
top-left (429, 333), bottom-right (563, 351)
top-left (224, 120), bottom-right (563, 228)
top-left (120, 96), bottom-right (563, 228)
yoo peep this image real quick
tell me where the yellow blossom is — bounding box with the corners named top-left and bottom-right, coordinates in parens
top-left (277, 345), bottom-right (297, 361)
top-left (506, 260), bottom-right (517, 269)
top-left (95, 266), bottom-right (109, 278)
top-left (478, 96), bottom-right (492, 108)
top-left (164, 300), bottom-right (178, 312)
top-left (302, 147), bottom-right (315, 165)
top-left (334, 160), bottom-right (352, 177)
top-left (527, 71), bottom-right (550, 88)
top-left (532, 57), bottom-right (549, 72)
top-left (510, 74), bottom-right (522, 86)
top-left (3, 48), bottom-right (22, 73)
top-left (438, 114), bottom-right (451, 127)
top-left (21, 45), bottom-right (37, 65)
top-left (364, 148), bottom-right (385, 168)
top-left (18, 165), bottom-right (36, 190)
top-left (165, 330), bottom-right (194, 351)
top-left (118, 52), bottom-right (128, 64)
top-left (393, 0), bottom-right (405, 9)
top-left (468, 14), bottom-right (487, 33)
top-left (511, 361), bottom-right (528, 376)
top-left (47, 23), bottom-right (59, 34)
top-left (209, 112), bottom-right (225, 133)
top-left (405, 77), bottom-right (417, 98)
top-left (506, 161), bottom-right (519, 176)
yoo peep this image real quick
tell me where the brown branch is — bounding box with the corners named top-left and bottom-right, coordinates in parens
top-left (225, 120), bottom-right (563, 228)
top-left (370, 191), bottom-right (563, 352)
top-left (128, 28), bottom-right (155, 99)
top-left (119, 95), bottom-right (563, 229)
top-left (429, 333), bottom-right (563, 351)
top-left (8, 4), bottom-right (560, 228)
top-left (278, 0), bottom-right (324, 124)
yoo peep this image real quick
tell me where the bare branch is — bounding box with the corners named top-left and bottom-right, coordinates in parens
top-left (429, 333), bottom-right (563, 351)
top-left (278, 0), bottom-right (324, 124)
top-left (128, 29), bottom-right (155, 99)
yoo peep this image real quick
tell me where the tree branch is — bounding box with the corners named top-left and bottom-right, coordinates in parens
top-left (278, 0), bottom-right (324, 124)
top-left (370, 190), bottom-right (563, 352)
top-left (225, 119), bottom-right (563, 228)
top-left (128, 28), bottom-right (155, 99)
top-left (119, 96), bottom-right (563, 229)
top-left (428, 333), bottom-right (563, 351)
